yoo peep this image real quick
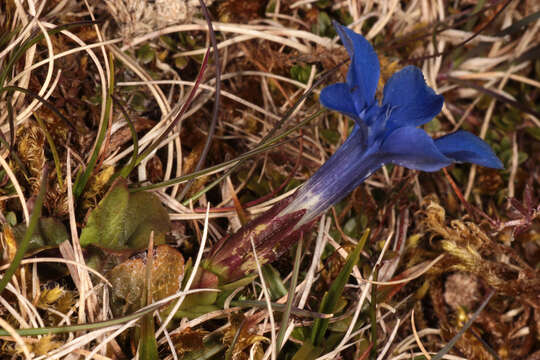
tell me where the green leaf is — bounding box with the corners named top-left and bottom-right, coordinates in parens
top-left (290, 64), bottom-right (312, 84)
top-left (291, 341), bottom-right (324, 360)
top-left (320, 129), bottom-right (340, 145)
top-left (312, 11), bottom-right (332, 36)
top-left (159, 35), bottom-right (176, 49)
top-left (277, 238), bottom-right (303, 353)
top-left (12, 217), bottom-right (68, 255)
top-left (73, 53), bottom-right (115, 198)
top-left (139, 313), bottom-right (158, 360)
top-left (38, 218), bottom-right (69, 245)
top-left (525, 126), bottom-right (540, 141)
top-left (261, 264), bottom-right (288, 300)
top-left (215, 274), bottom-right (257, 306)
top-left (173, 305), bottom-right (221, 319)
top-left (80, 180), bottom-right (129, 249)
top-left (310, 229), bottom-right (369, 346)
top-left (130, 91), bottom-right (147, 112)
top-left (343, 217), bottom-right (358, 237)
top-left (175, 56), bottom-right (189, 70)
top-left (80, 180), bottom-right (170, 251)
top-left (136, 44), bottom-right (155, 64)
top-left (6, 212), bottom-right (17, 226)
top-left (424, 117), bottom-right (441, 133)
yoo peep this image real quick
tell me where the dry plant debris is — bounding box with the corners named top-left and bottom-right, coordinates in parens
top-left (0, 0), bottom-right (539, 359)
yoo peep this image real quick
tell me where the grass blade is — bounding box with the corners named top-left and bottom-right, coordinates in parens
top-left (277, 236), bottom-right (303, 352)
top-left (133, 48), bottom-right (210, 170)
top-left (110, 95), bottom-right (140, 181)
top-left (0, 288), bottom-right (216, 337)
top-left (139, 235), bottom-right (159, 359)
top-left (311, 229), bottom-right (370, 346)
top-left (73, 52), bottom-right (115, 198)
top-left (177, 0), bottom-right (221, 201)
top-left (0, 21), bottom-right (100, 89)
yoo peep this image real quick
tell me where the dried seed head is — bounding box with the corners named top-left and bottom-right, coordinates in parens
top-left (106, 0), bottom-right (215, 39)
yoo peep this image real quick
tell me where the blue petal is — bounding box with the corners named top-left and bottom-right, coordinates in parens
top-left (382, 66), bottom-right (443, 129)
top-left (334, 22), bottom-right (380, 112)
top-left (379, 127), bottom-right (452, 171)
top-left (333, 21), bottom-right (355, 57)
top-left (320, 83), bottom-right (357, 118)
top-left (434, 130), bottom-right (504, 169)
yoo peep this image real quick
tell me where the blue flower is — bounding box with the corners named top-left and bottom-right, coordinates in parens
top-left (280, 23), bottom-right (503, 225)
top-left (202, 23), bottom-right (503, 284)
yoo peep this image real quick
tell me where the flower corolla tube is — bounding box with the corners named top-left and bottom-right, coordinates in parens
top-left (202, 23), bottom-right (503, 284)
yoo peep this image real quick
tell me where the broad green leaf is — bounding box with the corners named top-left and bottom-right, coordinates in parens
top-left (130, 91), bottom-right (147, 112)
top-left (312, 11), bottom-right (332, 36)
top-left (5, 212), bottom-right (17, 226)
top-left (424, 117), bottom-right (441, 133)
top-left (175, 56), bottom-right (189, 70)
top-left (215, 274), bottom-right (257, 307)
top-left (80, 180), bottom-right (170, 251)
top-left (179, 268), bottom-right (221, 311)
top-left (126, 191), bottom-right (171, 249)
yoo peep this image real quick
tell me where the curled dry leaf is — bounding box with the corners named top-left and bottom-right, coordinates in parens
top-left (171, 327), bottom-right (206, 355)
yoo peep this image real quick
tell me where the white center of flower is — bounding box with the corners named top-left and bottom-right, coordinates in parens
top-left (278, 188), bottom-right (322, 230)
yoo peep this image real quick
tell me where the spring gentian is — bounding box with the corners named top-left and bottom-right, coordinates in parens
top-left (200, 23), bottom-right (502, 285)
top-left (280, 23), bottom-right (503, 226)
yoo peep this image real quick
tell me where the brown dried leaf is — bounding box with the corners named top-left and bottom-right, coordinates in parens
top-left (223, 313), bottom-right (268, 360)
top-left (1, 225), bottom-right (17, 263)
top-left (107, 116), bottom-right (155, 156)
top-left (108, 245), bottom-right (184, 316)
top-left (171, 327), bottom-right (206, 355)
